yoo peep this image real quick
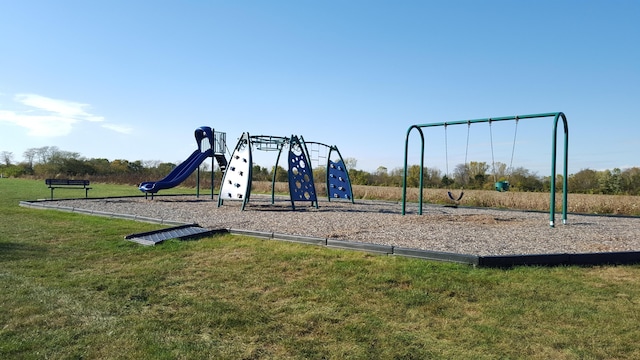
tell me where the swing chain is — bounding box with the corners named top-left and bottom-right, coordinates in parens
top-left (489, 118), bottom-right (497, 184)
top-left (444, 123), bottom-right (449, 177)
top-left (444, 122), bottom-right (467, 202)
top-left (507, 116), bottom-right (519, 181)
top-left (463, 121), bottom-right (471, 186)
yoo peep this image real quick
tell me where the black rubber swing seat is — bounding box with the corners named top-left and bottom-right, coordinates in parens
top-left (447, 191), bottom-right (464, 201)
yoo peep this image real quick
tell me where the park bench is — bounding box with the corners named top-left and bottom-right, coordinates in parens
top-left (45, 179), bottom-right (92, 200)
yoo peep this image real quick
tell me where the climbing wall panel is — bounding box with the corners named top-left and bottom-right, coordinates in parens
top-left (218, 132), bottom-right (252, 209)
top-left (328, 159), bottom-right (353, 201)
top-left (288, 135), bottom-right (317, 209)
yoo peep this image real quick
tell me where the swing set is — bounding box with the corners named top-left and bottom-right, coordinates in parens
top-left (443, 117), bottom-right (520, 202)
top-left (402, 112), bottom-right (569, 227)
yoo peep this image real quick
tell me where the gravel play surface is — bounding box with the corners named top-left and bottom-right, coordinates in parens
top-left (44, 195), bottom-right (640, 257)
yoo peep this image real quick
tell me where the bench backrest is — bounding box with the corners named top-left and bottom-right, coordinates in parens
top-left (45, 179), bottom-right (90, 186)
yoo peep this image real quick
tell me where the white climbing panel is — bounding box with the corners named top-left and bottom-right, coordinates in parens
top-left (218, 132), bottom-right (252, 209)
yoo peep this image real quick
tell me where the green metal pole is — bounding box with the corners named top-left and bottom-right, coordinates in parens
top-left (272, 144), bottom-right (284, 205)
top-left (550, 112), bottom-right (569, 227)
top-left (550, 119), bottom-right (558, 227)
top-left (402, 125), bottom-right (424, 215)
top-left (560, 112), bottom-right (569, 224)
top-left (411, 112), bottom-right (559, 129)
top-left (196, 166), bottom-right (200, 198)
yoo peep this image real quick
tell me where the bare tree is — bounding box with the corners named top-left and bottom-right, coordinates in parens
top-left (453, 163), bottom-right (469, 186)
top-left (35, 146), bottom-right (60, 164)
top-left (343, 157), bottom-right (357, 170)
top-left (142, 160), bottom-right (162, 169)
top-left (1, 151), bottom-right (14, 166)
top-left (23, 148), bottom-right (37, 168)
top-left (492, 161), bottom-right (508, 180)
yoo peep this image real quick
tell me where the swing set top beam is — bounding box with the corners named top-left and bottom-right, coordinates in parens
top-left (410, 112), bottom-right (561, 129)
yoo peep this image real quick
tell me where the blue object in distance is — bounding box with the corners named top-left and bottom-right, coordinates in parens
top-left (139, 127), bottom-right (213, 194)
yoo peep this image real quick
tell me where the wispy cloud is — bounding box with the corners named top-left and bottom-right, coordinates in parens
top-left (101, 123), bottom-right (134, 134)
top-left (0, 110), bottom-right (76, 136)
top-left (15, 94), bottom-right (105, 122)
top-left (0, 93), bottom-right (129, 137)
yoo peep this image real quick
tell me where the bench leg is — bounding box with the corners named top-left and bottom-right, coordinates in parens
top-left (51, 188), bottom-right (54, 200)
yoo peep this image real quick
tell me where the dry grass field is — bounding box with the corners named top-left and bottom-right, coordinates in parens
top-left (252, 181), bottom-right (640, 216)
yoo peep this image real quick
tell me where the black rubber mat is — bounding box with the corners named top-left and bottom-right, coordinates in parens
top-left (125, 224), bottom-right (220, 245)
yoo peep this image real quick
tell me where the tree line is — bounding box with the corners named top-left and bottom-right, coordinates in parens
top-left (1, 147), bottom-right (639, 195)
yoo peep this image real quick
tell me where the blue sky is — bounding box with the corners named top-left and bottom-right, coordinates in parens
top-left (1, 0), bottom-right (638, 176)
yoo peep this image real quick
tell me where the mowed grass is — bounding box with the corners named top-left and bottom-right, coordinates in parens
top-left (2, 178), bottom-right (640, 359)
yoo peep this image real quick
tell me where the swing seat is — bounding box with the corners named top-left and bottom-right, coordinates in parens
top-left (495, 181), bottom-right (510, 192)
top-left (447, 191), bottom-right (464, 201)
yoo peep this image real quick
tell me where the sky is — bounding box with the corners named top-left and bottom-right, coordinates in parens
top-left (1, 0), bottom-right (638, 176)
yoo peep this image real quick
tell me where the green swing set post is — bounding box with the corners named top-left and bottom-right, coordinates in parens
top-left (402, 112), bottom-right (569, 227)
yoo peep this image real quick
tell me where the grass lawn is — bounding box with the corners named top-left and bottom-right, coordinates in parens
top-left (2, 178), bottom-right (640, 359)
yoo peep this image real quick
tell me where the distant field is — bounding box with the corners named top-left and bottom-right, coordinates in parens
top-left (8, 177), bottom-right (640, 215)
top-left (21, 177), bottom-right (204, 200)
top-left (2, 177), bottom-right (640, 358)
top-left (253, 181), bottom-right (640, 216)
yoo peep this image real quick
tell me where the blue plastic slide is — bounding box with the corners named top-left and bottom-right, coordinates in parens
top-left (139, 126), bottom-right (214, 194)
top-left (139, 149), bottom-right (213, 194)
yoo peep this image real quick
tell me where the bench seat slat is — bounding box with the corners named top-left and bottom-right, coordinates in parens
top-left (46, 179), bottom-right (90, 186)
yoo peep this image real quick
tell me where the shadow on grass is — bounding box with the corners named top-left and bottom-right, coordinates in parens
top-left (0, 242), bottom-right (48, 262)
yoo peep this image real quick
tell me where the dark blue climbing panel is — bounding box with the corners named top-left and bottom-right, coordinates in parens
top-left (288, 135), bottom-right (317, 208)
top-left (328, 159), bottom-right (353, 200)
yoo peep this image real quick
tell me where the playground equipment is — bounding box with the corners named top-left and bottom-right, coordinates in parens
top-left (218, 133), bottom-right (354, 210)
top-left (217, 132), bottom-right (253, 209)
top-left (489, 117), bottom-right (519, 192)
top-left (305, 140), bottom-right (354, 202)
top-left (443, 122), bottom-right (469, 203)
top-left (402, 112), bottom-right (569, 227)
top-left (287, 135), bottom-right (318, 208)
top-left (443, 117), bottom-right (519, 202)
top-left (139, 126), bottom-right (228, 198)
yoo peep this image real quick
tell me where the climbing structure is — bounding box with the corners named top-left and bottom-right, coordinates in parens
top-left (218, 132), bottom-right (252, 210)
top-left (306, 141), bottom-right (354, 202)
top-left (288, 135), bottom-right (317, 209)
top-left (327, 154), bottom-right (353, 202)
top-left (217, 132), bottom-right (354, 210)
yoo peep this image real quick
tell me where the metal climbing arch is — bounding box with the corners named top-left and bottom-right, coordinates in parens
top-left (218, 133), bottom-right (355, 210)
